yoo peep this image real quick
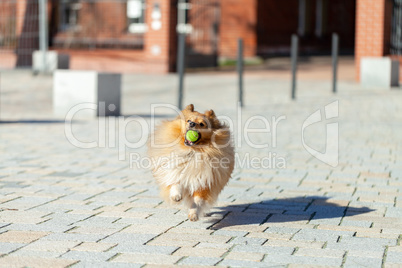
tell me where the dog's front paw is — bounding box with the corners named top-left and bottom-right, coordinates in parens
top-left (188, 212), bottom-right (199, 221)
top-left (170, 193), bottom-right (182, 202)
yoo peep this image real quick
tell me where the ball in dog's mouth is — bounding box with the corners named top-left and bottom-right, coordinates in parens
top-left (184, 130), bottom-right (201, 146)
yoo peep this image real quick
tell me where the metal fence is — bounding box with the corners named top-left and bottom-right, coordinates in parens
top-left (0, 0), bottom-right (39, 68)
top-left (0, 0), bottom-right (145, 70)
top-left (184, 0), bottom-right (220, 68)
top-left (51, 0), bottom-right (145, 50)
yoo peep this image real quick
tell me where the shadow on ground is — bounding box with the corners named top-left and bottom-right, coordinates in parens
top-left (123, 114), bottom-right (176, 119)
top-left (208, 196), bottom-right (374, 230)
top-left (0, 120), bottom-right (68, 124)
top-left (0, 114), bottom-right (174, 124)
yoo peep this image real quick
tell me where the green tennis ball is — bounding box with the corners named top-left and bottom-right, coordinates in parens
top-left (186, 130), bottom-right (199, 142)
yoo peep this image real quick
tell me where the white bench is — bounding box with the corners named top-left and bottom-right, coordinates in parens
top-left (360, 57), bottom-right (399, 88)
top-left (53, 70), bottom-right (121, 118)
top-left (33, 51), bottom-right (69, 73)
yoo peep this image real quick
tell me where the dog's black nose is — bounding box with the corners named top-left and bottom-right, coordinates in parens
top-left (189, 121), bottom-right (196, 128)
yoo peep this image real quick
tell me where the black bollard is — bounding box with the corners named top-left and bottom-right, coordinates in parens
top-left (291, 34), bottom-right (298, 100)
top-left (237, 38), bottom-right (244, 107)
top-left (332, 33), bottom-right (339, 93)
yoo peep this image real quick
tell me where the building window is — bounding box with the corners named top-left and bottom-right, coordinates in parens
top-left (59, 0), bottom-right (82, 32)
top-left (127, 0), bottom-right (147, 33)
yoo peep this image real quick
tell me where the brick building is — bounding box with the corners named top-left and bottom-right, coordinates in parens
top-left (0, 0), bottom-right (398, 80)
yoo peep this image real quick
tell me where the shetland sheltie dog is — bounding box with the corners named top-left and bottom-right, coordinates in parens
top-left (148, 104), bottom-right (234, 221)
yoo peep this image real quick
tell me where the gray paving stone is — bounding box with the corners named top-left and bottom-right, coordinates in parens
top-left (385, 207), bottom-right (402, 218)
top-left (212, 230), bottom-right (248, 237)
top-left (0, 243), bottom-right (25, 254)
top-left (61, 251), bottom-right (117, 261)
top-left (179, 256), bottom-right (222, 266)
top-left (108, 244), bottom-right (178, 255)
top-left (72, 261), bottom-right (141, 268)
top-left (263, 254), bottom-right (343, 266)
top-left (232, 245), bottom-right (294, 255)
top-left (344, 256), bottom-right (383, 268)
top-left (292, 228), bottom-right (354, 242)
top-left (228, 237), bottom-right (267, 245)
top-left (41, 233), bottom-right (107, 242)
top-left (218, 259), bottom-right (284, 267)
top-left (385, 251), bottom-right (402, 264)
top-left (101, 233), bottom-right (156, 245)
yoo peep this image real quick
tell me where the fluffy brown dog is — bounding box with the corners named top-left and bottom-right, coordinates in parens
top-left (148, 104), bottom-right (234, 221)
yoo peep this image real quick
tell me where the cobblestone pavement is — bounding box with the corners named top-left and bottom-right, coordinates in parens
top-left (0, 69), bottom-right (401, 267)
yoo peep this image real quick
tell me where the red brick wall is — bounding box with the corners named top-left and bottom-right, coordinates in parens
top-left (144, 0), bottom-right (177, 72)
top-left (355, 0), bottom-right (392, 81)
top-left (219, 0), bottom-right (257, 58)
top-left (53, 2), bottom-right (144, 48)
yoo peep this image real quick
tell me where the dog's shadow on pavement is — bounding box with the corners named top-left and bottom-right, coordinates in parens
top-left (208, 196), bottom-right (374, 230)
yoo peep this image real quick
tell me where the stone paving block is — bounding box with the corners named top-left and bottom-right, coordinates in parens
top-left (41, 232), bottom-right (106, 242)
top-left (264, 239), bottom-right (325, 249)
top-left (217, 259), bottom-right (275, 267)
top-left (108, 244), bottom-right (178, 255)
top-left (228, 236), bottom-right (267, 245)
top-left (344, 256), bottom-right (383, 268)
top-left (61, 250), bottom-right (117, 262)
top-left (112, 253), bottom-right (182, 265)
top-left (68, 227), bottom-right (122, 235)
top-left (169, 227), bottom-right (214, 236)
top-left (147, 237), bottom-right (199, 247)
top-left (225, 251), bottom-right (264, 262)
top-left (0, 211), bottom-right (47, 224)
top-left (347, 249), bottom-right (385, 259)
top-left (0, 256), bottom-right (78, 268)
top-left (72, 261), bottom-right (142, 268)
top-left (10, 249), bottom-right (63, 258)
top-left (72, 242), bottom-right (117, 252)
top-left (263, 254), bottom-right (343, 266)
top-left (292, 228), bottom-right (354, 242)
top-left (211, 230), bottom-right (248, 237)
top-left (385, 207), bottom-right (402, 218)
top-left (267, 214), bottom-right (310, 224)
top-left (195, 243), bottom-right (233, 250)
top-left (23, 240), bottom-right (81, 252)
top-left (178, 256), bottom-right (222, 266)
top-left (98, 211), bottom-right (151, 219)
top-left (340, 219), bottom-right (373, 228)
top-left (247, 231), bottom-right (293, 240)
top-left (0, 242), bottom-right (25, 254)
top-left (355, 231), bottom-right (399, 239)
top-left (173, 247), bottom-right (227, 258)
top-left (152, 233), bottom-right (231, 244)
top-left (0, 230), bottom-right (48, 243)
top-left (101, 233), bottom-right (156, 244)
top-left (294, 248), bottom-right (345, 258)
top-left (385, 251), bottom-right (402, 264)
top-left (232, 244), bottom-right (294, 255)
top-left (340, 236), bottom-right (397, 247)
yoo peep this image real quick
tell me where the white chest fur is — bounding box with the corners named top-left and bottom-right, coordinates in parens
top-left (152, 150), bottom-right (232, 194)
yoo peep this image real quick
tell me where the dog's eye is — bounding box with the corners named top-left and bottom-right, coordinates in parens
top-left (200, 123), bottom-right (205, 127)
top-left (187, 120), bottom-right (191, 122)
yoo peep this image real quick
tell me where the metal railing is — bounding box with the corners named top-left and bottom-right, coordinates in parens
top-left (391, 0), bottom-right (402, 55)
top-left (0, 0), bottom-right (146, 70)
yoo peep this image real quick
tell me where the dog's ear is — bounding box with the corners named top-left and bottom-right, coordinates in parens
top-left (205, 109), bottom-right (215, 118)
top-left (185, 104), bottom-right (194, 112)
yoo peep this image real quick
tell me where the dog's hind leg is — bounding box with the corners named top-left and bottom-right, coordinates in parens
top-left (188, 189), bottom-right (210, 221)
